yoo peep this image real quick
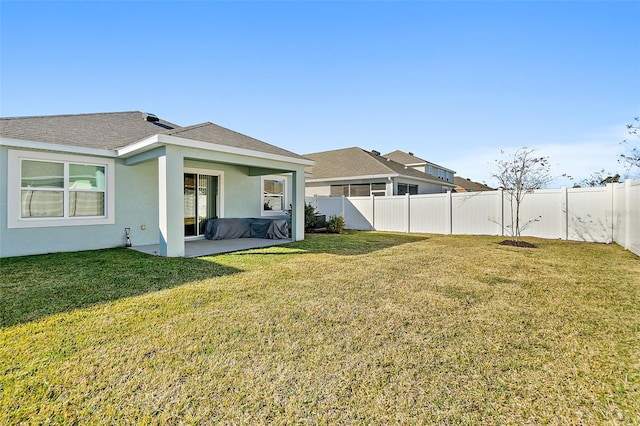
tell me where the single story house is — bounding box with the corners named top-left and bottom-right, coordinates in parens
top-left (382, 150), bottom-right (456, 184)
top-left (304, 147), bottom-right (456, 197)
top-left (0, 111), bottom-right (313, 258)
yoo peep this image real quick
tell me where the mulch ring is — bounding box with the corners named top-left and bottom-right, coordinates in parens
top-left (499, 240), bottom-right (537, 248)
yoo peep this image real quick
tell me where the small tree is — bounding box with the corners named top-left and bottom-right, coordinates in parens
top-left (326, 215), bottom-right (345, 234)
top-left (492, 147), bottom-right (552, 243)
top-left (304, 203), bottom-right (318, 230)
top-left (576, 170), bottom-right (621, 188)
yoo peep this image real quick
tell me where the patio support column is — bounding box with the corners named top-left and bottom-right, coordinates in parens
top-left (158, 146), bottom-right (185, 257)
top-left (291, 169), bottom-right (305, 241)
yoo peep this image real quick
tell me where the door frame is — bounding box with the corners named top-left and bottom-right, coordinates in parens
top-left (184, 167), bottom-right (224, 239)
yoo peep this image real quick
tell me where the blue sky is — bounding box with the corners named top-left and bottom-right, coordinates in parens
top-left (1, 1), bottom-right (639, 187)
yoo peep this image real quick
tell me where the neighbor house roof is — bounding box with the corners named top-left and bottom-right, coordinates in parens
top-left (382, 150), bottom-right (428, 165)
top-left (0, 111), bottom-right (308, 161)
top-left (454, 176), bottom-right (494, 192)
top-left (383, 149), bottom-right (455, 173)
top-left (305, 147), bottom-right (455, 186)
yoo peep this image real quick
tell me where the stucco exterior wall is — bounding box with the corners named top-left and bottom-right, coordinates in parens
top-left (1, 144), bottom-right (307, 258)
top-left (0, 148), bottom-right (159, 257)
top-left (305, 178), bottom-right (392, 197)
top-left (116, 159), bottom-right (160, 247)
top-left (305, 182), bottom-right (333, 197)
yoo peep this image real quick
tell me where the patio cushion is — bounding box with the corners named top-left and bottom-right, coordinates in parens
top-left (248, 218), bottom-right (289, 239)
top-left (204, 218), bottom-right (251, 240)
top-left (265, 219), bottom-right (288, 239)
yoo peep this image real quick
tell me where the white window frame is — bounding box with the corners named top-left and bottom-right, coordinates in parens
top-left (261, 175), bottom-right (288, 216)
top-left (7, 149), bottom-right (115, 228)
top-left (370, 182), bottom-right (387, 197)
top-left (397, 183), bottom-right (418, 195)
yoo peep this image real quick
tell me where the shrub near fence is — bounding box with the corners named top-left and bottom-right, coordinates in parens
top-left (306, 179), bottom-right (640, 256)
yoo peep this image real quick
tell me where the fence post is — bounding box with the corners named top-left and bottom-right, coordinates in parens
top-left (497, 188), bottom-right (504, 236)
top-left (624, 180), bottom-right (631, 250)
top-left (606, 183), bottom-right (614, 243)
top-left (560, 186), bottom-right (568, 240)
top-left (406, 193), bottom-right (411, 233)
top-left (446, 190), bottom-right (453, 235)
top-left (371, 194), bottom-right (376, 231)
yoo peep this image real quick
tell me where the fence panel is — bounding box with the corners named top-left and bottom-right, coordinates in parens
top-left (374, 196), bottom-right (408, 232)
top-left (451, 191), bottom-right (501, 235)
top-left (613, 185), bottom-right (626, 246)
top-left (318, 196), bottom-right (344, 218)
top-left (346, 197), bottom-right (374, 230)
top-left (410, 194), bottom-right (449, 234)
top-left (307, 180), bottom-right (639, 256)
top-left (567, 187), bottom-right (612, 243)
top-left (512, 190), bottom-right (564, 239)
top-left (306, 195), bottom-right (342, 220)
top-left (614, 180), bottom-right (640, 255)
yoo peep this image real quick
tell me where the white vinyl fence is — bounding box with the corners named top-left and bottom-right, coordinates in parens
top-left (306, 179), bottom-right (640, 256)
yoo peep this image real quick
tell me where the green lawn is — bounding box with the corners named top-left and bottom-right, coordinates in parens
top-left (1, 232), bottom-right (639, 424)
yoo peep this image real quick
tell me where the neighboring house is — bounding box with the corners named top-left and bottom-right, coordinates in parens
top-left (0, 111), bottom-right (313, 258)
top-left (382, 150), bottom-right (456, 184)
top-left (304, 147), bottom-right (456, 197)
top-left (453, 176), bottom-right (495, 192)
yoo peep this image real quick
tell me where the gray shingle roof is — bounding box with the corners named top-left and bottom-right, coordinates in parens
top-left (454, 176), bottom-right (494, 192)
top-left (0, 111), bottom-right (180, 150)
top-left (164, 122), bottom-right (307, 160)
top-left (384, 149), bottom-right (455, 173)
top-left (305, 147), bottom-right (450, 183)
top-left (0, 111), bottom-right (308, 160)
top-left (383, 150), bottom-right (428, 165)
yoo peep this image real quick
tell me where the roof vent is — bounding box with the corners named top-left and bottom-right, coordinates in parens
top-left (408, 152), bottom-right (414, 156)
top-left (371, 150), bottom-right (380, 156)
top-left (144, 113), bottom-right (159, 122)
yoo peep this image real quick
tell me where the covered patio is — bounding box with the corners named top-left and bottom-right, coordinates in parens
top-left (131, 237), bottom-right (293, 258)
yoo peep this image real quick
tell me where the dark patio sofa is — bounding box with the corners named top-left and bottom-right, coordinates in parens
top-left (204, 217), bottom-right (289, 240)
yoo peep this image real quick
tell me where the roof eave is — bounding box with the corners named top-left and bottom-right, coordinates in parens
top-left (117, 134), bottom-right (315, 167)
top-left (306, 173), bottom-right (396, 183)
top-left (0, 137), bottom-right (117, 158)
top-left (307, 173), bottom-right (456, 187)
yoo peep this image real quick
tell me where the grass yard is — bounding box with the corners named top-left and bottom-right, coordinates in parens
top-left (1, 232), bottom-right (639, 424)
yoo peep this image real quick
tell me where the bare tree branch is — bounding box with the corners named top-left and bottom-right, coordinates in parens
top-left (620, 117), bottom-right (640, 175)
top-left (492, 147), bottom-right (552, 242)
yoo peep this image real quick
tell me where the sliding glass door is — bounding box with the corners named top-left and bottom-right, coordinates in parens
top-left (184, 173), bottom-right (218, 237)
